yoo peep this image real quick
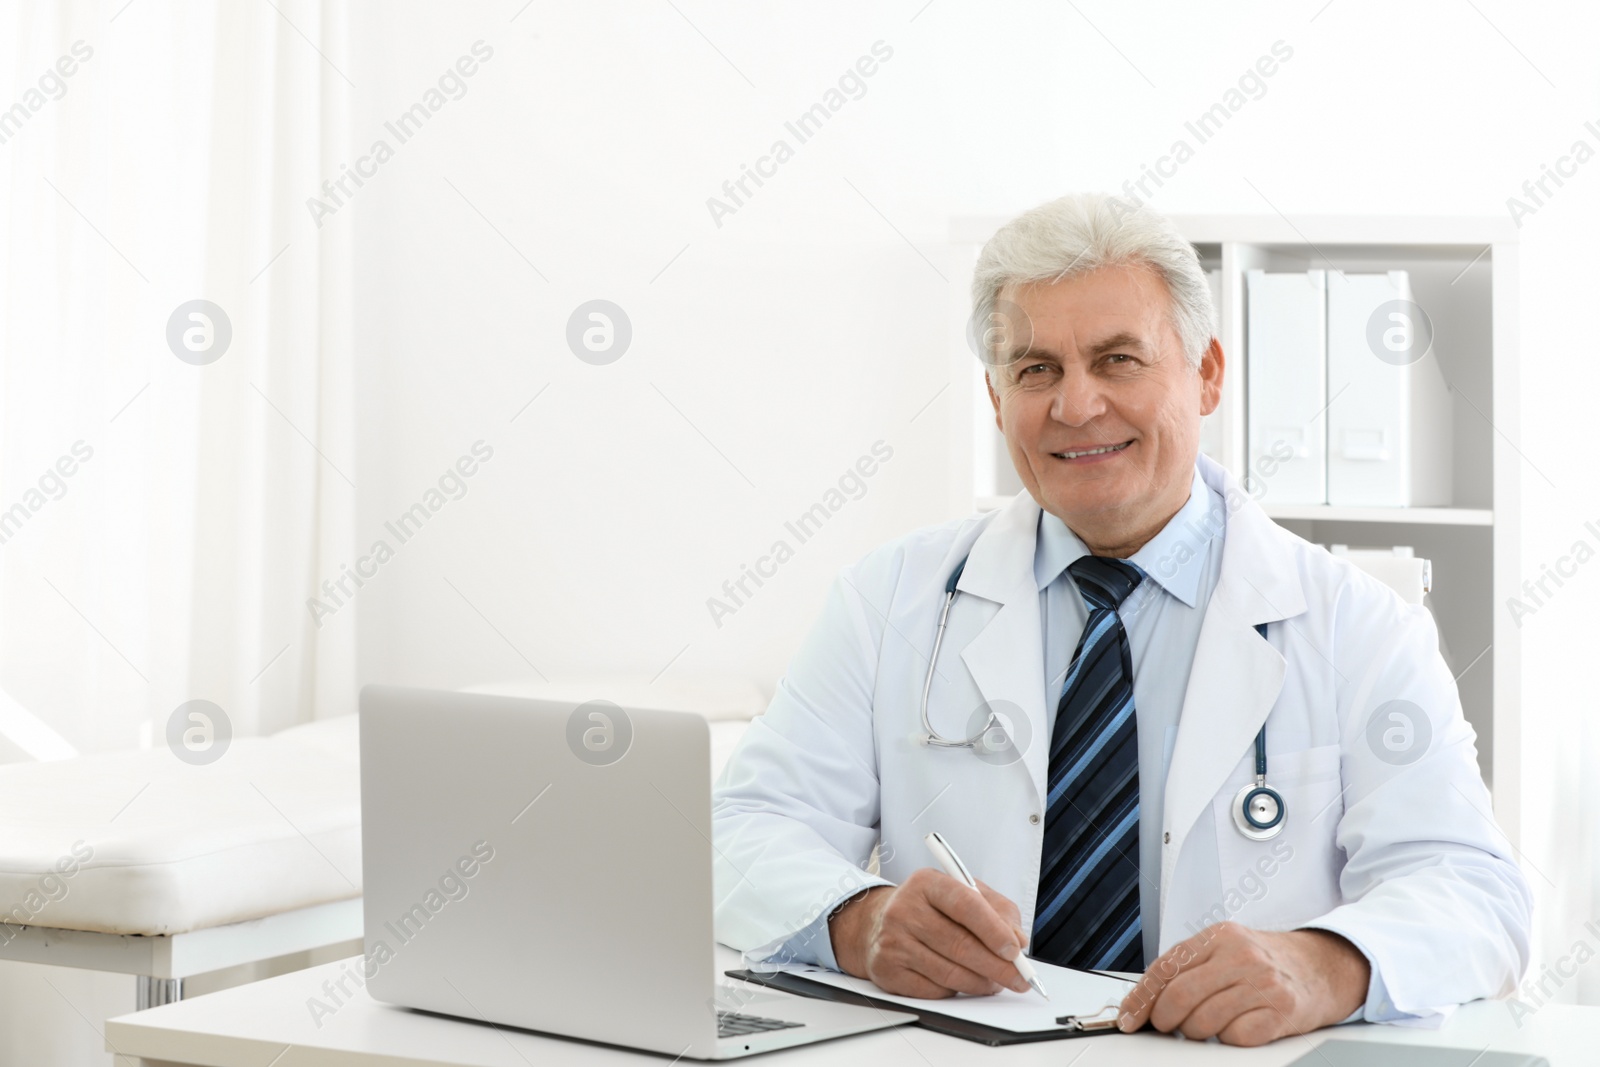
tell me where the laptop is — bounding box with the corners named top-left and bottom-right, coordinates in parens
top-left (358, 685), bottom-right (914, 1059)
top-left (1287, 1042), bottom-right (1548, 1067)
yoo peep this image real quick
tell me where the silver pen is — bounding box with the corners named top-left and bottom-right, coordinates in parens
top-left (923, 831), bottom-right (1049, 1000)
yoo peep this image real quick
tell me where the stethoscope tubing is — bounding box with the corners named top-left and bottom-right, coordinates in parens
top-left (918, 555), bottom-right (1286, 839)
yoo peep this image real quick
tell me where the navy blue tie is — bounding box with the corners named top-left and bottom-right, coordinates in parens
top-left (1032, 555), bottom-right (1146, 972)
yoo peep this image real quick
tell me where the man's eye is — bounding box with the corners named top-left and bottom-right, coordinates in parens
top-left (1106, 353), bottom-right (1132, 364)
top-left (1021, 363), bottom-right (1051, 376)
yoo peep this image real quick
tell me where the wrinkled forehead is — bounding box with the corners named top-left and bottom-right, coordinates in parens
top-left (990, 267), bottom-right (1180, 366)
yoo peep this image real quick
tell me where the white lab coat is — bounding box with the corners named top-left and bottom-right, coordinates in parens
top-left (712, 453), bottom-right (1531, 1021)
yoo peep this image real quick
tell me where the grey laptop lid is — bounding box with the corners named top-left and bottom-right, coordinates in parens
top-left (1289, 1041), bottom-right (1548, 1067)
top-left (359, 685), bottom-right (717, 1057)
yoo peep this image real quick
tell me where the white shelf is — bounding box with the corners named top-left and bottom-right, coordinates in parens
top-left (946, 213), bottom-right (1521, 851)
top-left (1262, 504), bottom-right (1493, 526)
top-left (979, 498), bottom-right (1492, 526)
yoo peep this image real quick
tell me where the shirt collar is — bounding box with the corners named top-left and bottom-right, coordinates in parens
top-left (1033, 465), bottom-right (1220, 608)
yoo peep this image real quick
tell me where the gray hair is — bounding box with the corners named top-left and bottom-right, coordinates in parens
top-left (971, 193), bottom-right (1215, 381)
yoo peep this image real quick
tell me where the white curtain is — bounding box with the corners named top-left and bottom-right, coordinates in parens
top-left (0, 0), bottom-right (356, 761)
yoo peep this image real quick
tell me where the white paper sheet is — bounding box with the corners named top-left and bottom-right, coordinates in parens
top-left (779, 959), bottom-right (1136, 1034)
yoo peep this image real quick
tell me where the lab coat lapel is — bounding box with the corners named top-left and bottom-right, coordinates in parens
top-left (1159, 456), bottom-right (1307, 921)
top-left (954, 490), bottom-right (1050, 807)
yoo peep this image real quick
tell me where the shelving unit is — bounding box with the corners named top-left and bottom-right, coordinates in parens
top-left (945, 214), bottom-right (1522, 846)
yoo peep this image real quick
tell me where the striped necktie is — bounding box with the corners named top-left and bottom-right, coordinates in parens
top-left (1032, 554), bottom-right (1146, 973)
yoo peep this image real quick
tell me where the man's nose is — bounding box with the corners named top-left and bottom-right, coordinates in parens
top-left (1050, 364), bottom-right (1107, 425)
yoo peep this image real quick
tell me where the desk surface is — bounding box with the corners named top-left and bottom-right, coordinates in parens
top-left (106, 948), bottom-right (1581, 1067)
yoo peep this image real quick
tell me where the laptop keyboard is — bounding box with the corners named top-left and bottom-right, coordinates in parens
top-left (716, 1011), bottom-right (804, 1038)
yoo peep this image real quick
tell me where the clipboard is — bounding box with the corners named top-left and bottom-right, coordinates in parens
top-left (725, 968), bottom-right (1144, 1046)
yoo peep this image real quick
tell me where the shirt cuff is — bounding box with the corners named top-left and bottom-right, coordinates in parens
top-left (1297, 922), bottom-right (1419, 1025)
top-left (767, 883), bottom-right (888, 972)
top-left (775, 903), bottom-right (840, 970)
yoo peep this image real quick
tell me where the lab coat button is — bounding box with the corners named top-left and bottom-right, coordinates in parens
top-left (1028, 813), bottom-right (1040, 825)
top-left (1163, 831), bottom-right (1170, 844)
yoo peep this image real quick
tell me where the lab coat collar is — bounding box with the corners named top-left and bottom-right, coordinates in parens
top-left (1032, 466), bottom-right (1218, 609)
top-left (953, 487), bottom-right (1039, 606)
top-left (1191, 451), bottom-right (1307, 627)
top-left (953, 489), bottom-right (1050, 807)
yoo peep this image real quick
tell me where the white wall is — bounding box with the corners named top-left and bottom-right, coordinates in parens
top-left (330, 0), bottom-right (1600, 1010)
top-left (5, 5), bottom-right (1596, 1063)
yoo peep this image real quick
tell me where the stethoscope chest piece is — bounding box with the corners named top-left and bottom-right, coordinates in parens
top-left (1229, 620), bottom-right (1287, 842)
top-left (1232, 782), bottom-right (1286, 841)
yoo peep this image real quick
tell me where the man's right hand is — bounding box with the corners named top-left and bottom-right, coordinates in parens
top-left (827, 868), bottom-right (1032, 998)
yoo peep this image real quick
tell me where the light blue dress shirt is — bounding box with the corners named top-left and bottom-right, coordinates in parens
top-left (771, 464), bottom-right (1405, 1024)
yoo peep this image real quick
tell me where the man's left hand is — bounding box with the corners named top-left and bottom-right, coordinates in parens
top-left (1115, 923), bottom-right (1371, 1046)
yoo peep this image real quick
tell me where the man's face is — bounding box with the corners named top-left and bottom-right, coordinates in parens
top-left (985, 265), bottom-right (1223, 542)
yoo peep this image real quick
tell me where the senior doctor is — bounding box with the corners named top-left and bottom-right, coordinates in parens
top-left (712, 193), bottom-right (1531, 1046)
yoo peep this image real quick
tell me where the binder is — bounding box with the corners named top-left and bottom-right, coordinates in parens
top-left (725, 968), bottom-right (1141, 1046)
top-left (1247, 269), bottom-right (1328, 503)
top-left (1325, 271), bottom-right (1453, 506)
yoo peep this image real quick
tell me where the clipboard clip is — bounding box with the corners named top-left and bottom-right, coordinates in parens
top-left (1057, 1001), bottom-right (1123, 1033)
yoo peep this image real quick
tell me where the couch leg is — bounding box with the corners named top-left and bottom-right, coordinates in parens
top-left (136, 976), bottom-right (183, 1009)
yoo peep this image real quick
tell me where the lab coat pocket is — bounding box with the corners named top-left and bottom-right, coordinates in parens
top-left (1208, 743), bottom-right (1346, 932)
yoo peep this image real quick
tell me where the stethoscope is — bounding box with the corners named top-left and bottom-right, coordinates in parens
top-left (918, 556), bottom-right (1287, 842)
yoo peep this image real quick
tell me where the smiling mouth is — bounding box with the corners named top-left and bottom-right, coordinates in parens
top-left (1051, 440), bottom-right (1133, 460)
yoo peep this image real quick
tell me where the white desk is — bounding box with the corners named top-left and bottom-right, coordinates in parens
top-left (106, 947), bottom-right (1583, 1066)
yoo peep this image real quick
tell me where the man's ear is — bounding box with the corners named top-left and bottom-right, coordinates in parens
top-left (1197, 338), bottom-right (1225, 417)
top-left (986, 371), bottom-right (1004, 432)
